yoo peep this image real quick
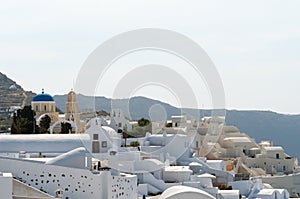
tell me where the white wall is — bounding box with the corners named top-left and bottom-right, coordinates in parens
top-left (228, 180), bottom-right (253, 196)
top-left (264, 150), bottom-right (284, 159)
top-left (0, 156), bottom-right (137, 199)
top-left (262, 173), bottom-right (300, 197)
top-left (111, 174), bottom-right (137, 199)
top-left (0, 172), bottom-right (12, 199)
top-left (163, 167), bottom-right (192, 182)
top-left (244, 156), bottom-right (295, 174)
top-left (142, 134), bottom-right (192, 162)
top-left (206, 160), bottom-right (226, 171)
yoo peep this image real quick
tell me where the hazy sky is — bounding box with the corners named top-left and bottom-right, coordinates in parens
top-left (1, 0), bottom-right (300, 114)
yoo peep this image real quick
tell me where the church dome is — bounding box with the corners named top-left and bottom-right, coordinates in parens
top-left (160, 185), bottom-right (216, 199)
top-left (33, 90), bottom-right (54, 102)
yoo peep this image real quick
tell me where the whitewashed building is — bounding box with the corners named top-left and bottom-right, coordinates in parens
top-left (109, 109), bottom-right (133, 132)
top-left (0, 147), bottom-right (137, 199)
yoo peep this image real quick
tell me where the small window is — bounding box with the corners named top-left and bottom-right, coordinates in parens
top-left (93, 134), bottom-right (99, 140)
top-left (44, 105), bottom-right (47, 111)
top-left (36, 105), bottom-right (38, 111)
top-left (118, 123), bottom-right (122, 127)
top-left (102, 141), bottom-right (107, 148)
top-left (276, 153), bottom-right (280, 159)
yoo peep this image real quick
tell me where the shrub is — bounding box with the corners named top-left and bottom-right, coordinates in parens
top-left (130, 141), bottom-right (140, 147)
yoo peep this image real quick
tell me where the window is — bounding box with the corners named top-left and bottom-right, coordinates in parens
top-left (102, 141), bottom-right (107, 148)
top-left (36, 105), bottom-right (38, 111)
top-left (44, 105), bottom-right (47, 111)
top-left (92, 141), bottom-right (100, 153)
top-left (195, 141), bottom-right (199, 148)
top-left (283, 165), bottom-right (286, 171)
top-left (93, 134), bottom-right (98, 140)
top-left (276, 153), bottom-right (280, 159)
top-left (118, 123), bottom-right (122, 127)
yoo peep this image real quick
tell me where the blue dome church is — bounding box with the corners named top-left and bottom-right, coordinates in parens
top-left (31, 89), bottom-right (59, 131)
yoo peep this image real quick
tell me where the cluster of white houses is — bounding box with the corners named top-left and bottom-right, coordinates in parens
top-left (0, 91), bottom-right (299, 199)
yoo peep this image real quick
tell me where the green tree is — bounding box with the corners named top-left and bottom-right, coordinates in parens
top-left (61, 122), bottom-right (72, 134)
top-left (39, 115), bottom-right (51, 134)
top-left (137, 118), bottom-right (150, 127)
top-left (11, 105), bottom-right (36, 134)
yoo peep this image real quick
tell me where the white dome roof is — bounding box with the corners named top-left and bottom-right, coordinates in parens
top-left (160, 185), bottom-right (216, 199)
top-left (197, 173), bottom-right (216, 179)
top-left (102, 126), bottom-right (119, 138)
top-left (87, 117), bottom-right (107, 126)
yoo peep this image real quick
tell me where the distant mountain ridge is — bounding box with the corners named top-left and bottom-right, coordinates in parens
top-left (54, 94), bottom-right (300, 160)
